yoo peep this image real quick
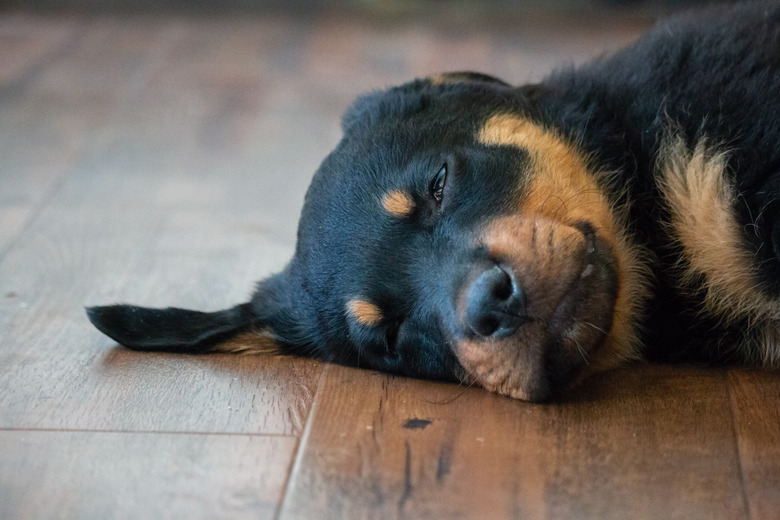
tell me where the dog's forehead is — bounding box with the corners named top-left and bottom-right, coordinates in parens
top-left (298, 94), bottom-right (485, 248)
top-left (296, 136), bottom-right (425, 283)
top-left (292, 81), bottom-right (528, 324)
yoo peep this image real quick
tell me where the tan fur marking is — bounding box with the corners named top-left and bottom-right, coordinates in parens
top-left (478, 114), bottom-right (651, 373)
top-left (479, 115), bottom-right (615, 233)
top-left (382, 190), bottom-right (415, 217)
top-left (347, 299), bottom-right (383, 327)
top-left (429, 73), bottom-right (452, 86)
top-left (658, 134), bottom-right (780, 367)
top-left (213, 330), bottom-right (280, 355)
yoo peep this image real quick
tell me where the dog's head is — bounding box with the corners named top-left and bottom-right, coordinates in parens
top-left (244, 73), bottom-right (648, 401)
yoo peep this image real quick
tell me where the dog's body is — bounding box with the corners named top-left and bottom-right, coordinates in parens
top-left (88, 4), bottom-right (780, 401)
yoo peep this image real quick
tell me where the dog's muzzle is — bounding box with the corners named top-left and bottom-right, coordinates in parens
top-left (451, 215), bottom-right (618, 401)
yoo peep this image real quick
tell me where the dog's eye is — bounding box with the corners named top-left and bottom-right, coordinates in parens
top-left (431, 163), bottom-right (447, 203)
top-left (384, 319), bottom-right (402, 351)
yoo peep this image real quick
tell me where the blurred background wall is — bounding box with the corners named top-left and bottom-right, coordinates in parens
top-left (0, 0), bottom-right (733, 13)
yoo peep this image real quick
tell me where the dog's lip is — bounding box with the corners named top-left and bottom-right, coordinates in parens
top-left (581, 229), bottom-right (597, 277)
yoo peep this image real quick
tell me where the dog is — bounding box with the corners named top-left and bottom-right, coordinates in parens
top-left (87, 3), bottom-right (780, 401)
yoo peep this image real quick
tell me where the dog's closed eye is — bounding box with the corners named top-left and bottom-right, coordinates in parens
top-left (384, 319), bottom-right (402, 354)
top-left (431, 163), bottom-right (447, 203)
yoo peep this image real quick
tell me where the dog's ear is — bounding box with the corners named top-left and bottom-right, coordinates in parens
top-left (87, 271), bottom-right (317, 357)
top-left (427, 71), bottom-right (512, 88)
top-left (86, 303), bottom-right (257, 353)
top-left (341, 71), bottom-right (512, 135)
top-left (340, 78), bottom-right (430, 136)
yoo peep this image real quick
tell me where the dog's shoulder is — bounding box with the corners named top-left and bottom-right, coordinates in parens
top-left (532, 3), bottom-right (780, 366)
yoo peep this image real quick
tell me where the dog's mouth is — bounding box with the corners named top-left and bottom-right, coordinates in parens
top-left (452, 215), bottom-right (619, 401)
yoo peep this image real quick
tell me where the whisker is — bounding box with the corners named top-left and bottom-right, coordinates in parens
top-left (574, 338), bottom-right (591, 365)
top-left (425, 364), bottom-right (479, 404)
top-left (580, 319), bottom-right (635, 355)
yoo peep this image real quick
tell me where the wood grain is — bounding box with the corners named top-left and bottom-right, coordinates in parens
top-left (1, 6), bottom-right (778, 520)
top-left (3, 179), bottom-right (314, 436)
top-left (0, 15), bottom-right (86, 256)
top-left (280, 364), bottom-right (747, 520)
top-left (0, 430), bottom-right (296, 520)
top-left (0, 14), bottom-right (323, 435)
top-left (729, 369), bottom-right (780, 520)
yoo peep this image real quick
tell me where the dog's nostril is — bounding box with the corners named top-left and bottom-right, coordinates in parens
top-left (465, 265), bottom-right (527, 338)
top-left (492, 271), bottom-right (513, 301)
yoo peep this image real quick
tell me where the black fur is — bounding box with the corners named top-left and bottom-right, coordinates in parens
top-left (86, 304), bottom-right (255, 352)
top-left (88, 3), bottom-right (780, 400)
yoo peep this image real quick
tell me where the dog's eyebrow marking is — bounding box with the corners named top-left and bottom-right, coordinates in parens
top-left (382, 190), bottom-right (415, 217)
top-left (478, 113), bottom-right (557, 152)
top-left (347, 299), bottom-right (383, 326)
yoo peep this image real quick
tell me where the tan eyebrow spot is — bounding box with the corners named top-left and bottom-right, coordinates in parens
top-left (347, 299), bottom-right (383, 327)
top-left (382, 190), bottom-right (415, 217)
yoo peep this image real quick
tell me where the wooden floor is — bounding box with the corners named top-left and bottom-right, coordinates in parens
top-left (1, 4), bottom-right (778, 519)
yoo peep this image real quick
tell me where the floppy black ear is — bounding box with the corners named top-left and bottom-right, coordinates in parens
top-left (340, 78), bottom-right (430, 136)
top-left (86, 304), bottom-right (256, 353)
top-left (340, 71), bottom-right (513, 135)
top-left (87, 272), bottom-right (316, 357)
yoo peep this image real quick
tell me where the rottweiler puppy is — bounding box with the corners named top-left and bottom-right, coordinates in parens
top-left (88, 3), bottom-right (780, 401)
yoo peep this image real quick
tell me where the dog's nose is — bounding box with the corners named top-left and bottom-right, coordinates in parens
top-left (465, 265), bottom-right (527, 337)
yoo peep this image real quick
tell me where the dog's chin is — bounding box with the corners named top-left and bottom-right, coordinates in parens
top-left (453, 220), bottom-right (619, 402)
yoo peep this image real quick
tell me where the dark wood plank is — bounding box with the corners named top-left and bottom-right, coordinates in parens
top-left (0, 430), bottom-right (296, 519)
top-left (729, 368), bottom-right (780, 520)
top-left (280, 364), bottom-right (747, 520)
top-left (0, 15), bottom-right (86, 255)
top-left (0, 16), bottom-right (325, 434)
top-left (5, 7), bottom-right (768, 520)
